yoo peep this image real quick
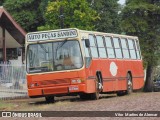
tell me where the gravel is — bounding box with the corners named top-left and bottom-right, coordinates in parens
top-left (1, 92), bottom-right (160, 120)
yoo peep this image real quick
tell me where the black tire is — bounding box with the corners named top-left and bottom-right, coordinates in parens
top-left (45, 96), bottom-right (55, 103)
top-left (79, 94), bottom-right (89, 100)
top-left (90, 90), bottom-right (99, 100)
top-left (117, 73), bottom-right (133, 96)
top-left (117, 91), bottom-right (125, 96)
top-left (90, 76), bottom-right (100, 100)
top-left (153, 88), bottom-right (158, 92)
top-left (80, 76), bottom-right (100, 100)
top-left (80, 92), bottom-right (99, 100)
top-left (126, 73), bottom-right (133, 94)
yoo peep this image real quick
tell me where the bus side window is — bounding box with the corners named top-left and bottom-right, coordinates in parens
top-left (128, 39), bottom-right (137, 59)
top-left (89, 35), bottom-right (98, 58)
top-left (134, 40), bottom-right (141, 59)
top-left (113, 37), bottom-right (122, 59)
top-left (82, 39), bottom-right (92, 68)
top-left (121, 38), bottom-right (130, 59)
top-left (96, 35), bottom-right (107, 58)
top-left (105, 37), bottom-right (115, 58)
top-left (82, 40), bottom-right (90, 57)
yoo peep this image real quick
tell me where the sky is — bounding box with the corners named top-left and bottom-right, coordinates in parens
top-left (118, 0), bottom-right (126, 5)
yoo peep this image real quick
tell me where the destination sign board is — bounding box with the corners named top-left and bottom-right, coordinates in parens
top-left (26, 29), bottom-right (78, 42)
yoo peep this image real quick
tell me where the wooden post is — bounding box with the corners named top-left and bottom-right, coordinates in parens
top-left (2, 26), bottom-right (6, 62)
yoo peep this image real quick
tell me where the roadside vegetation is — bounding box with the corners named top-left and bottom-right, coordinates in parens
top-left (0, 0), bottom-right (160, 91)
top-left (0, 100), bottom-right (14, 110)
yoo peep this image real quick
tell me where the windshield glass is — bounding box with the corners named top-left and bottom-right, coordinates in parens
top-left (27, 40), bottom-right (83, 73)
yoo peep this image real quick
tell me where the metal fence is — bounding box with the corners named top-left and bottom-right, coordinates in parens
top-left (0, 64), bottom-right (28, 100)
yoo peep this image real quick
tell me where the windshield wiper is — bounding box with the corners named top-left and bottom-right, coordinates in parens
top-left (56, 39), bottom-right (67, 50)
top-left (40, 44), bottom-right (48, 53)
top-left (55, 39), bottom-right (67, 59)
top-left (29, 50), bottom-right (35, 67)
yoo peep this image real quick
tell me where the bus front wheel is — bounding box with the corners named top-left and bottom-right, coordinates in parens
top-left (80, 77), bottom-right (100, 100)
top-left (80, 92), bottom-right (99, 100)
top-left (90, 76), bottom-right (100, 100)
top-left (90, 90), bottom-right (99, 100)
top-left (45, 96), bottom-right (55, 103)
top-left (80, 94), bottom-right (89, 100)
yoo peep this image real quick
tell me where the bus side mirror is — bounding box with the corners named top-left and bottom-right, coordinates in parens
top-left (85, 39), bottom-right (90, 48)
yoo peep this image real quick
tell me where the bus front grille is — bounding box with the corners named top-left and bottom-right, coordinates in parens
top-left (41, 79), bottom-right (70, 86)
top-left (43, 87), bottom-right (68, 95)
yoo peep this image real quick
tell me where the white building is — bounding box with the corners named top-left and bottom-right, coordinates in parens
top-left (0, 6), bottom-right (26, 65)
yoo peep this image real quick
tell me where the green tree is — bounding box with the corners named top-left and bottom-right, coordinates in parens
top-left (3, 0), bottom-right (50, 32)
top-left (87, 0), bottom-right (121, 33)
top-left (0, 0), bottom-right (5, 6)
top-left (121, 0), bottom-right (160, 92)
top-left (38, 0), bottom-right (99, 31)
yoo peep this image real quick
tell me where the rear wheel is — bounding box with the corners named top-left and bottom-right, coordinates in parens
top-left (126, 73), bottom-right (133, 94)
top-left (45, 96), bottom-right (55, 103)
top-left (117, 73), bottom-right (132, 96)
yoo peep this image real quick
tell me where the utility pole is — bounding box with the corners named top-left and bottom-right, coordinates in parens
top-left (2, 26), bottom-right (6, 62)
top-left (59, 2), bottom-right (64, 29)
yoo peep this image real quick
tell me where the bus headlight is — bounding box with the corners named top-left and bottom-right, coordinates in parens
top-left (29, 82), bottom-right (40, 88)
top-left (71, 79), bottom-right (82, 84)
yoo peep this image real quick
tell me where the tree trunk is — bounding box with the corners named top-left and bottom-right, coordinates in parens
top-left (143, 64), bottom-right (154, 92)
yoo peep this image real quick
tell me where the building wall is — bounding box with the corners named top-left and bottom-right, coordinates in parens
top-left (10, 55), bottom-right (23, 65)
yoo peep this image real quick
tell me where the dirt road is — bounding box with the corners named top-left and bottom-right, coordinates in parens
top-left (0, 92), bottom-right (160, 120)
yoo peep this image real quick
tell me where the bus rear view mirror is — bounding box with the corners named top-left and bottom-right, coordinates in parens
top-left (85, 39), bottom-right (90, 48)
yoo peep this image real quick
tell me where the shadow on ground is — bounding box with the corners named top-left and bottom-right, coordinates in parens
top-left (28, 94), bottom-right (117, 105)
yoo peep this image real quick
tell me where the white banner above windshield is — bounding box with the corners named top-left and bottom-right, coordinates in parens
top-left (27, 29), bottom-right (78, 42)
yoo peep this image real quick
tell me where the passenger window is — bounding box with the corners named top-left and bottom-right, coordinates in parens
top-left (96, 36), bottom-right (104, 47)
top-left (121, 38), bottom-right (130, 59)
top-left (134, 40), bottom-right (141, 59)
top-left (96, 36), bottom-right (107, 58)
top-left (121, 38), bottom-right (127, 49)
top-left (105, 37), bottom-right (115, 58)
top-left (89, 35), bottom-right (98, 58)
top-left (105, 37), bottom-right (113, 47)
top-left (113, 37), bottom-right (122, 59)
top-left (128, 39), bottom-right (136, 59)
top-left (128, 39), bottom-right (134, 49)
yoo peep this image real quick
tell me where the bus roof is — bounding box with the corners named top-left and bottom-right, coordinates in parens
top-left (79, 29), bottom-right (138, 40)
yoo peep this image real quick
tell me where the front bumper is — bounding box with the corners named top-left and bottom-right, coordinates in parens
top-left (28, 84), bottom-right (86, 97)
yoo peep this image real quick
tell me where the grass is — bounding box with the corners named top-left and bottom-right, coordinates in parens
top-left (0, 96), bottom-right (75, 111)
top-left (0, 98), bottom-right (56, 111)
top-left (0, 100), bottom-right (15, 110)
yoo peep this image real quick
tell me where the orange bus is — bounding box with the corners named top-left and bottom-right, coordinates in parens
top-left (26, 28), bottom-right (144, 102)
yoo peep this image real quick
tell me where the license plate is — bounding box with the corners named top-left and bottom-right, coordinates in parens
top-left (69, 86), bottom-right (79, 91)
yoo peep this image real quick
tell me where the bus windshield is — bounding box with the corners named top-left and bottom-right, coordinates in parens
top-left (27, 40), bottom-right (83, 73)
